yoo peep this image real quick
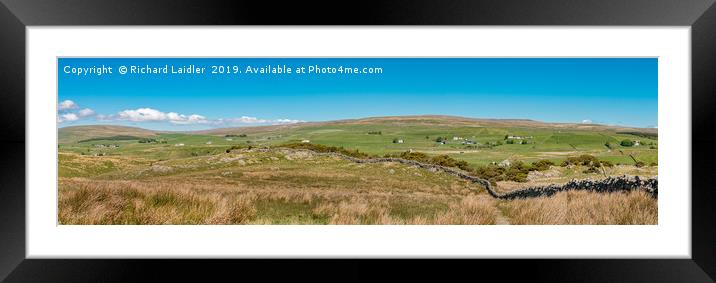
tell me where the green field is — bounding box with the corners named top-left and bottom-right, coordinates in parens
top-left (59, 117), bottom-right (658, 167)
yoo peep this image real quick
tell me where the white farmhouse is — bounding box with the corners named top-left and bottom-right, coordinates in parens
top-left (301, 139), bottom-right (311, 143)
top-left (175, 143), bottom-right (185, 147)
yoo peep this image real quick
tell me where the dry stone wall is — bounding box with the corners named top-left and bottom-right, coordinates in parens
top-left (248, 147), bottom-right (659, 200)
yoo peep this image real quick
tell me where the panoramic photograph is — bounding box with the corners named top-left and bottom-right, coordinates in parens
top-left (57, 57), bottom-right (658, 225)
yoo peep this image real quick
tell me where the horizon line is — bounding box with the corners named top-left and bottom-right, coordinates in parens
top-left (57, 114), bottom-right (658, 131)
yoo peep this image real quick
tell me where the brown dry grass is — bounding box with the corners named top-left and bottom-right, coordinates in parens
top-left (59, 180), bottom-right (256, 224)
top-left (433, 195), bottom-right (497, 224)
top-left (501, 190), bottom-right (657, 225)
top-left (58, 178), bottom-right (658, 225)
top-left (57, 148), bottom-right (657, 225)
top-left (313, 198), bottom-right (393, 224)
top-left (58, 178), bottom-right (504, 225)
top-left (58, 177), bottom-right (498, 225)
top-left (58, 178), bottom-right (656, 225)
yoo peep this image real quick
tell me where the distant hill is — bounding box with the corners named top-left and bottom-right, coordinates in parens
top-left (58, 115), bottom-right (657, 143)
top-left (58, 125), bottom-right (157, 143)
top-left (195, 115), bottom-right (657, 136)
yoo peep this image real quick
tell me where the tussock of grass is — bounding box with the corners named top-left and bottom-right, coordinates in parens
top-left (207, 195), bottom-right (257, 224)
top-left (502, 190), bottom-right (657, 225)
top-left (254, 199), bottom-right (329, 224)
top-left (434, 195), bottom-right (497, 224)
top-left (59, 183), bottom-right (253, 225)
top-left (313, 198), bottom-right (392, 224)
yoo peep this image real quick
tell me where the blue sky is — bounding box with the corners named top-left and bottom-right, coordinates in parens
top-left (58, 58), bottom-right (657, 130)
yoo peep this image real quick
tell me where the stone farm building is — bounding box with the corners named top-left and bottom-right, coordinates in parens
top-left (507, 135), bottom-right (534, 140)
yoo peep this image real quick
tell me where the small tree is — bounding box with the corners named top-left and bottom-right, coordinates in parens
top-left (620, 139), bottom-right (635, 147)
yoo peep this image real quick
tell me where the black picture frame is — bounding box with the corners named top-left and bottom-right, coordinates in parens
top-left (1, 0), bottom-right (715, 281)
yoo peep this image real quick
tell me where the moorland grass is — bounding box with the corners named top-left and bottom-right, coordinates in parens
top-left (58, 148), bottom-right (657, 225)
top-left (501, 190), bottom-right (657, 225)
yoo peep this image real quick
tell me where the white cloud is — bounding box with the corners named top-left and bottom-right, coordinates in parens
top-left (58, 100), bottom-right (79, 110)
top-left (168, 113), bottom-right (208, 125)
top-left (117, 108), bottom-right (167, 122)
top-left (581, 119), bottom-right (593, 124)
top-left (187, 114), bottom-right (207, 123)
top-left (274, 119), bottom-right (303, 124)
top-left (225, 116), bottom-right (267, 124)
top-left (57, 113), bottom-right (79, 123)
top-left (70, 105), bottom-right (302, 127)
top-left (78, 108), bottom-right (95, 117)
top-left (116, 108), bottom-right (209, 124)
top-left (57, 101), bottom-right (93, 123)
top-left (220, 116), bottom-right (304, 125)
